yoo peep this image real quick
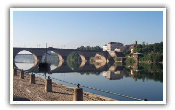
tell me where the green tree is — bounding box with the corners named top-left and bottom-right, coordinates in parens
top-left (125, 57), bottom-right (135, 65)
top-left (77, 46), bottom-right (102, 51)
top-left (67, 52), bottom-right (82, 70)
top-left (77, 46), bottom-right (86, 50)
top-left (133, 42), bottom-right (163, 63)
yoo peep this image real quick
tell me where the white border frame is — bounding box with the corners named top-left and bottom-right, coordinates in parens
top-left (10, 8), bottom-right (166, 104)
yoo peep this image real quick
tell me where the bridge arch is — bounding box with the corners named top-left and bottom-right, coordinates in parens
top-left (53, 52), bottom-right (64, 68)
top-left (92, 53), bottom-right (107, 68)
top-left (13, 48), bottom-right (48, 64)
top-left (94, 53), bottom-right (107, 63)
top-left (66, 51), bottom-right (86, 69)
top-left (14, 50), bottom-right (38, 70)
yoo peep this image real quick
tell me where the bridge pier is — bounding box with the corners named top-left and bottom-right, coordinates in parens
top-left (85, 57), bottom-right (90, 63)
top-left (62, 60), bottom-right (67, 65)
top-left (37, 56), bottom-right (43, 63)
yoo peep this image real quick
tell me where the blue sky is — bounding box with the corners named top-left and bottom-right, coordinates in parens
top-left (13, 10), bottom-right (163, 49)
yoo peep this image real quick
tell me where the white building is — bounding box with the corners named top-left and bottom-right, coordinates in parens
top-left (103, 41), bottom-right (137, 52)
top-left (103, 42), bottom-right (124, 52)
top-left (103, 44), bottom-right (108, 51)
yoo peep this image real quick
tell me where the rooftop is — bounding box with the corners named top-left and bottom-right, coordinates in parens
top-left (108, 42), bottom-right (123, 44)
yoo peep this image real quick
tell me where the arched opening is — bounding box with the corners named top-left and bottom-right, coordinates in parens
top-left (67, 52), bottom-right (82, 70)
top-left (41, 51), bottom-right (60, 70)
top-left (15, 50), bottom-right (37, 70)
top-left (93, 53), bottom-right (107, 69)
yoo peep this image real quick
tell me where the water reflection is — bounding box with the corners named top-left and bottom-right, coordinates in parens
top-left (14, 55), bottom-right (163, 101)
top-left (14, 54), bottom-right (163, 82)
top-left (79, 71), bottom-right (101, 76)
top-left (103, 71), bottom-right (124, 80)
top-left (15, 63), bottom-right (35, 70)
top-left (15, 61), bottom-right (163, 83)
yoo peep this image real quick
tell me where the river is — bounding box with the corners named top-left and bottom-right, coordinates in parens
top-left (14, 54), bottom-right (163, 101)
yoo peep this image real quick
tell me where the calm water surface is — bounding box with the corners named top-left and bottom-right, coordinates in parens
top-left (14, 55), bottom-right (163, 101)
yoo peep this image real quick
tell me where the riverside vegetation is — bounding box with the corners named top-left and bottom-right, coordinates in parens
top-left (124, 42), bottom-right (163, 64)
top-left (133, 42), bottom-right (163, 63)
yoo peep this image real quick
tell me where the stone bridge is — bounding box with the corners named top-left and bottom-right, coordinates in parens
top-left (13, 47), bottom-right (110, 68)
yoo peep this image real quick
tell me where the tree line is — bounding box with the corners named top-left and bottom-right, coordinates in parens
top-left (133, 42), bottom-right (163, 54)
top-left (133, 42), bottom-right (163, 63)
top-left (77, 46), bottom-right (102, 51)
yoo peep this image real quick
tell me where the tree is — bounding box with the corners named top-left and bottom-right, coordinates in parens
top-left (67, 52), bottom-right (82, 70)
top-left (133, 42), bottom-right (163, 63)
top-left (77, 46), bottom-right (102, 51)
top-left (77, 46), bottom-right (86, 50)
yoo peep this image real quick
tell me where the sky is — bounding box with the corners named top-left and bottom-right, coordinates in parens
top-left (13, 9), bottom-right (163, 49)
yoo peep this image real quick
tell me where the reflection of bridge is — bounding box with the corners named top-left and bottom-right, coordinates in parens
top-left (13, 47), bottom-right (110, 68)
top-left (14, 56), bottom-right (125, 74)
top-left (14, 62), bottom-right (111, 73)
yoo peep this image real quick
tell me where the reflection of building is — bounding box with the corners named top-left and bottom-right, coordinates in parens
top-left (103, 71), bottom-right (123, 80)
top-left (129, 68), bottom-right (142, 82)
top-left (108, 65), bottom-right (125, 72)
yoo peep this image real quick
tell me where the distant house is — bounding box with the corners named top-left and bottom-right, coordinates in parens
top-left (115, 46), bottom-right (128, 52)
top-left (103, 42), bottom-right (124, 52)
top-left (103, 44), bottom-right (107, 51)
top-left (103, 41), bottom-right (137, 53)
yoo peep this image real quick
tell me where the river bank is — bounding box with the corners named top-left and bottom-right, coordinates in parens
top-left (13, 72), bottom-right (116, 101)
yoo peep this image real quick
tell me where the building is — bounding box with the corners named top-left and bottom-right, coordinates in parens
top-left (103, 44), bottom-right (107, 51)
top-left (103, 41), bottom-right (137, 53)
top-left (103, 42), bottom-right (124, 51)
